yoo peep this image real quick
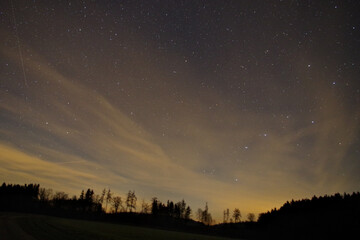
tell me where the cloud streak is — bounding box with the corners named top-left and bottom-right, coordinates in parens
top-left (1, 45), bottom-right (275, 219)
top-left (1, 21), bottom-right (359, 222)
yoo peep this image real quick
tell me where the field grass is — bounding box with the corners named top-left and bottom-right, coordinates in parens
top-left (0, 212), bottom-right (236, 240)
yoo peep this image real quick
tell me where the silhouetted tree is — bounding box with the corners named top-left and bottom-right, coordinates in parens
top-left (126, 190), bottom-right (137, 212)
top-left (141, 199), bottom-right (150, 214)
top-left (54, 191), bottom-right (68, 200)
top-left (99, 188), bottom-right (106, 207)
top-left (174, 202), bottom-right (180, 218)
top-left (223, 208), bottom-right (230, 223)
top-left (105, 188), bottom-right (112, 212)
top-left (92, 194), bottom-right (102, 212)
top-left (197, 208), bottom-right (203, 221)
top-left (233, 208), bottom-right (241, 223)
top-left (112, 196), bottom-right (122, 213)
top-left (247, 213), bottom-right (255, 222)
top-left (1, 182), bottom-right (206, 227)
top-left (0, 183), bottom-right (40, 211)
top-left (181, 199), bottom-right (187, 218)
top-left (85, 189), bottom-right (94, 211)
top-left (151, 197), bottom-right (159, 215)
top-left (39, 188), bottom-right (53, 203)
top-left (202, 203), bottom-right (209, 224)
top-left (79, 190), bottom-right (85, 201)
top-left (185, 206), bottom-right (192, 219)
top-left (53, 191), bottom-right (68, 209)
top-left (78, 189), bottom-right (86, 211)
top-left (167, 200), bottom-right (174, 216)
top-left (258, 191), bottom-right (360, 238)
top-left (199, 203), bottom-right (212, 225)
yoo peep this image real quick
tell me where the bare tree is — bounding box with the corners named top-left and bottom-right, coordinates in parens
top-left (233, 208), bottom-right (241, 223)
top-left (247, 213), bottom-right (256, 222)
top-left (223, 208), bottom-right (230, 223)
top-left (126, 190), bottom-right (137, 212)
top-left (39, 188), bottom-right (53, 202)
top-left (99, 188), bottom-right (106, 207)
top-left (179, 199), bottom-right (186, 218)
top-left (54, 191), bottom-right (68, 200)
top-left (105, 188), bottom-right (112, 212)
top-left (141, 199), bottom-right (150, 214)
top-left (112, 196), bottom-right (122, 213)
top-left (202, 202), bottom-right (209, 224)
top-left (197, 208), bottom-right (203, 221)
top-left (200, 203), bottom-right (213, 225)
top-left (53, 191), bottom-right (68, 208)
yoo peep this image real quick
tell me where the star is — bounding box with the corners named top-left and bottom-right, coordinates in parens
top-left (1, 0), bottom-right (358, 224)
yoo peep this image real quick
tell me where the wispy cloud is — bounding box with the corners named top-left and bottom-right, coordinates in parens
top-left (0, 34), bottom-right (358, 221)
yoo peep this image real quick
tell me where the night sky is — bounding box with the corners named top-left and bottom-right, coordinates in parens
top-left (1, 0), bottom-right (360, 221)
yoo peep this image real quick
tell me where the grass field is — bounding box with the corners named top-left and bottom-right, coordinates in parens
top-left (0, 212), bottom-right (236, 240)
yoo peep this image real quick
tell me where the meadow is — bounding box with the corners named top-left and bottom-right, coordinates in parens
top-left (0, 212), bottom-right (235, 240)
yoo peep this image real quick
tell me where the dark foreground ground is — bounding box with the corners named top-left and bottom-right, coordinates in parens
top-left (0, 212), bottom-right (237, 240)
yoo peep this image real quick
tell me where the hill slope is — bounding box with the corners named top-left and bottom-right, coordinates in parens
top-left (0, 212), bottom-right (236, 240)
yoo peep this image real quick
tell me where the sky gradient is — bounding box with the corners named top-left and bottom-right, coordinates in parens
top-left (1, 1), bottom-right (359, 221)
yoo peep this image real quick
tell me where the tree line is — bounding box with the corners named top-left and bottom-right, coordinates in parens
top-left (222, 208), bottom-right (256, 223)
top-left (151, 197), bottom-right (191, 219)
top-left (0, 183), bottom-right (195, 221)
top-left (0, 182), bottom-right (252, 226)
top-left (256, 192), bottom-right (360, 239)
top-left (258, 192), bottom-right (360, 224)
top-left (1, 182), bottom-right (359, 239)
top-left (37, 186), bottom-right (141, 215)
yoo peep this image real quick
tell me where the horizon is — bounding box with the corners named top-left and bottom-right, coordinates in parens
top-left (1, 1), bottom-right (359, 223)
top-left (2, 180), bottom-right (359, 224)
